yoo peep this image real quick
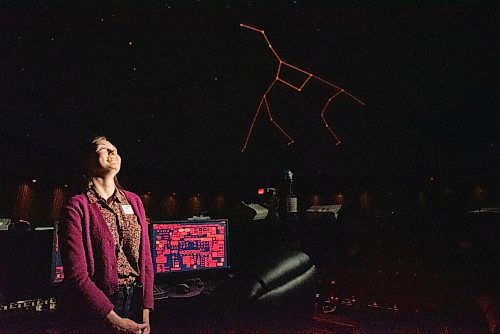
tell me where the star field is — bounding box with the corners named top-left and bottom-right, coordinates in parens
top-left (0, 2), bottom-right (497, 197)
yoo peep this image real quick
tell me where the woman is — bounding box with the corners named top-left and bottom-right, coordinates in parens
top-left (58, 136), bottom-right (153, 333)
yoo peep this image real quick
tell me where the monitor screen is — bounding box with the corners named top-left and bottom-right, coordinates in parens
top-left (150, 219), bottom-right (229, 275)
top-left (50, 222), bottom-right (64, 285)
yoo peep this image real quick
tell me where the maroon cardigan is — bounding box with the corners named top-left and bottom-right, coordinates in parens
top-left (59, 190), bottom-right (154, 320)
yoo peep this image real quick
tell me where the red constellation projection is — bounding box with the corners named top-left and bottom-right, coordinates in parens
top-left (240, 23), bottom-right (365, 152)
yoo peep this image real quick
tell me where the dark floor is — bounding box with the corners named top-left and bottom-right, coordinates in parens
top-left (297, 210), bottom-right (498, 333)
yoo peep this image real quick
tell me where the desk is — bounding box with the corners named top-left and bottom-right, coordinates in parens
top-left (0, 222), bottom-right (319, 333)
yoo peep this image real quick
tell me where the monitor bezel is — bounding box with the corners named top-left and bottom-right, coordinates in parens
top-left (49, 221), bottom-right (64, 286)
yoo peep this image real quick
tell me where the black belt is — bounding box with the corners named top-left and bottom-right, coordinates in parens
top-left (118, 282), bottom-right (138, 292)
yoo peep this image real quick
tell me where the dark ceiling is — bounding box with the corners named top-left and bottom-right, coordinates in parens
top-left (0, 2), bottom-right (498, 194)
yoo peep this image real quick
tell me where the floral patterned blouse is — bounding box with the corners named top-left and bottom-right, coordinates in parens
top-left (87, 184), bottom-right (141, 285)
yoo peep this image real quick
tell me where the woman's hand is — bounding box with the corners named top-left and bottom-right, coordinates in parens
top-left (107, 310), bottom-right (148, 333)
top-left (142, 309), bottom-right (151, 334)
top-left (119, 318), bottom-right (148, 333)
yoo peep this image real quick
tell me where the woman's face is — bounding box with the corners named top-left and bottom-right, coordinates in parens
top-left (92, 139), bottom-right (121, 176)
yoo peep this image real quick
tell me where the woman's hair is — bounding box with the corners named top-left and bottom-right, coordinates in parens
top-left (83, 135), bottom-right (122, 189)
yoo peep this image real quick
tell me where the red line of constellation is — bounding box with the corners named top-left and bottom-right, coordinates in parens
top-left (240, 23), bottom-right (365, 153)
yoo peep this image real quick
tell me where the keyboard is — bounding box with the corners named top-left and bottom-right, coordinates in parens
top-left (153, 277), bottom-right (220, 300)
top-left (0, 297), bottom-right (57, 313)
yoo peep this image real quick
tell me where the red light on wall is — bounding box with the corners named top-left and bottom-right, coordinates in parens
top-left (335, 193), bottom-right (345, 205)
top-left (13, 183), bottom-right (35, 221)
top-left (214, 194), bottom-right (225, 213)
top-left (360, 191), bottom-right (370, 208)
top-left (473, 185), bottom-right (486, 202)
top-left (257, 188), bottom-right (265, 195)
top-left (49, 187), bottom-right (66, 221)
top-left (310, 195), bottom-right (320, 206)
top-left (165, 195), bottom-right (178, 218)
top-left (189, 196), bottom-right (202, 216)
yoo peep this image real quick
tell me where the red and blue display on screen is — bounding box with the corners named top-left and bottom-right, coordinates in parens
top-left (150, 220), bottom-right (228, 274)
top-left (50, 223), bottom-right (64, 284)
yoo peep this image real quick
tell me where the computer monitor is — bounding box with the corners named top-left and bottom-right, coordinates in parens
top-left (50, 222), bottom-right (64, 285)
top-left (149, 219), bottom-right (230, 277)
